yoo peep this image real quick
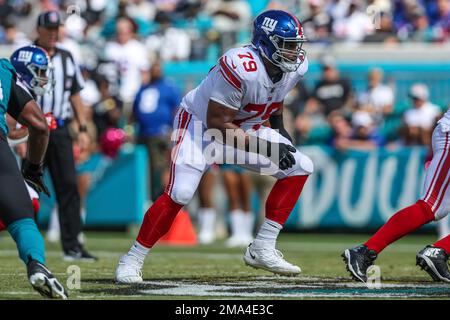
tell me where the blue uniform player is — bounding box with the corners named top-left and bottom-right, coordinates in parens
top-left (0, 45), bottom-right (68, 299)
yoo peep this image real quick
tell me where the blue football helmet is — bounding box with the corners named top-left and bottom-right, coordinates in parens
top-left (10, 45), bottom-right (54, 96)
top-left (252, 10), bottom-right (307, 73)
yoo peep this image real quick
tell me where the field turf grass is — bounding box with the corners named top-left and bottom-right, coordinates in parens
top-left (0, 232), bottom-right (449, 300)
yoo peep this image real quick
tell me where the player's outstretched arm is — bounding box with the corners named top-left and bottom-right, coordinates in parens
top-left (206, 99), bottom-right (250, 149)
top-left (206, 99), bottom-right (296, 170)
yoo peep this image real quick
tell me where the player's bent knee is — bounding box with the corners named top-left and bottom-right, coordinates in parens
top-left (289, 152), bottom-right (314, 176)
top-left (170, 187), bottom-right (195, 205)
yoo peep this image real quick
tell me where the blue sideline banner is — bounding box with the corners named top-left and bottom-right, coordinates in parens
top-left (285, 146), bottom-right (431, 230)
top-left (38, 145), bottom-right (149, 227)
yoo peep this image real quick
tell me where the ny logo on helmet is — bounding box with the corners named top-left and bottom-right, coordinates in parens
top-left (18, 51), bottom-right (33, 63)
top-left (261, 17), bottom-right (278, 33)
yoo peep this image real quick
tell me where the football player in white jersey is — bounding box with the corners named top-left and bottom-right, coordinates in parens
top-left (115, 10), bottom-right (314, 283)
top-left (343, 107), bottom-right (450, 283)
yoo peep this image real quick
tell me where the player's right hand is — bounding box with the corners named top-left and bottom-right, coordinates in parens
top-left (22, 160), bottom-right (50, 197)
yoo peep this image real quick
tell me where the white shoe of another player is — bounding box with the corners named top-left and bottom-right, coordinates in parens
top-left (115, 254), bottom-right (143, 284)
top-left (226, 234), bottom-right (253, 248)
top-left (243, 242), bottom-right (301, 276)
top-left (46, 229), bottom-right (60, 243)
top-left (198, 231), bottom-right (215, 245)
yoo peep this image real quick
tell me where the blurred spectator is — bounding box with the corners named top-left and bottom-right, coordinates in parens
top-left (358, 67), bottom-right (395, 124)
top-left (284, 80), bottom-right (310, 143)
top-left (126, 0), bottom-right (157, 21)
top-left (93, 75), bottom-right (124, 140)
top-left (304, 57), bottom-right (352, 116)
top-left (102, 0), bottom-right (152, 39)
top-left (0, 18), bottom-right (30, 47)
top-left (205, 0), bottom-right (252, 51)
top-left (80, 67), bottom-right (101, 109)
top-left (328, 110), bottom-right (352, 147)
top-left (431, 0), bottom-right (450, 42)
top-left (332, 110), bottom-right (385, 151)
top-left (401, 83), bottom-right (441, 146)
top-left (333, 0), bottom-right (375, 43)
top-left (154, 0), bottom-right (182, 12)
top-left (302, 0), bottom-right (333, 44)
top-left (295, 56), bottom-right (352, 143)
top-left (395, 0), bottom-right (434, 41)
top-left (132, 60), bottom-right (181, 201)
top-left (0, 0), bottom-right (14, 24)
top-left (410, 9), bottom-right (433, 41)
top-left (104, 16), bottom-right (150, 108)
top-left (146, 11), bottom-right (192, 61)
top-left (363, 11), bottom-right (399, 43)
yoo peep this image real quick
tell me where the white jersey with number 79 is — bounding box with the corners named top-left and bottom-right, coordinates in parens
top-left (180, 45), bottom-right (308, 131)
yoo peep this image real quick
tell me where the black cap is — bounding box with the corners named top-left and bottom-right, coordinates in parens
top-left (37, 11), bottom-right (62, 28)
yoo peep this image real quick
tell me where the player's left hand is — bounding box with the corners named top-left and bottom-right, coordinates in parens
top-left (277, 143), bottom-right (297, 170)
top-left (22, 160), bottom-right (50, 197)
top-left (257, 139), bottom-right (297, 171)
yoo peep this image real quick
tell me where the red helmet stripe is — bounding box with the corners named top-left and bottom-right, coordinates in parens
top-left (288, 13), bottom-right (303, 36)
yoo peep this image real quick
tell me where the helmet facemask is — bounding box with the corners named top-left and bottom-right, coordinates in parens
top-left (27, 63), bottom-right (55, 96)
top-left (269, 35), bottom-right (306, 73)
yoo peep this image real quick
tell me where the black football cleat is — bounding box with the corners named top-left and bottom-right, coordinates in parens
top-left (342, 244), bottom-right (378, 283)
top-left (63, 247), bottom-right (98, 262)
top-left (416, 245), bottom-right (450, 283)
top-left (27, 259), bottom-right (68, 299)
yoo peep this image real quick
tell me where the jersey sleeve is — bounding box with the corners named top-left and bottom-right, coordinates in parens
top-left (7, 78), bottom-right (34, 120)
top-left (209, 56), bottom-right (244, 110)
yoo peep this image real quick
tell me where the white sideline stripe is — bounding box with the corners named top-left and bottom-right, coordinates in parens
top-left (138, 279), bottom-right (450, 298)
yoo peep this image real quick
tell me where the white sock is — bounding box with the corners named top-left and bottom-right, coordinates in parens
top-left (229, 209), bottom-right (245, 237)
top-left (128, 241), bottom-right (150, 265)
top-left (48, 206), bottom-right (60, 234)
top-left (244, 211), bottom-right (255, 237)
top-left (437, 215), bottom-right (450, 239)
top-left (198, 207), bottom-right (216, 235)
top-left (253, 218), bottom-right (282, 248)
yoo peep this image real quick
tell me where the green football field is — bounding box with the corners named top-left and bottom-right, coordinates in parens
top-left (0, 231), bottom-right (449, 300)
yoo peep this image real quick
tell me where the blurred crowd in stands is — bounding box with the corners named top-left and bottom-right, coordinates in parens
top-left (289, 55), bottom-right (446, 151)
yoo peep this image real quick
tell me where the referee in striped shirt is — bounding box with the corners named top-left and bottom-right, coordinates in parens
top-left (35, 11), bottom-right (96, 261)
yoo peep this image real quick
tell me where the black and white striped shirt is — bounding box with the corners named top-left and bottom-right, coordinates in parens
top-left (36, 45), bottom-right (84, 120)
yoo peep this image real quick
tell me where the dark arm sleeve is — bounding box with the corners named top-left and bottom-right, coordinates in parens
top-left (7, 78), bottom-right (34, 120)
top-left (269, 113), bottom-right (292, 142)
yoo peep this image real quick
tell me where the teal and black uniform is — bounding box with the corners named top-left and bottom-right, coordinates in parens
top-left (0, 59), bottom-right (36, 224)
top-left (0, 58), bottom-right (47, 266)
